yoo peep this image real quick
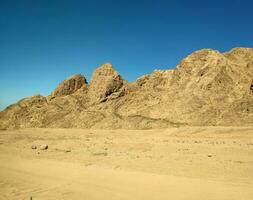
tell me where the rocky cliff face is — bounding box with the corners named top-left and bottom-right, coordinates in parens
top-left (88, 63), bottom-right (124, 103)
top-left (1, 47), bottom-right (253, 129)
top-left (50, 74), bottom-right (87, 99)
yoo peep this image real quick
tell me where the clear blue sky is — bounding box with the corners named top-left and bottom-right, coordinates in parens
top-left (0, 0), bottom-right (253, 110)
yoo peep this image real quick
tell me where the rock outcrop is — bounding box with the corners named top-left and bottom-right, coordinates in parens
top-left (0, 47), bottom-right (253, 129)
top-left (88, 63), bottom-right (124, 103)
top-left (50, 74), bottom-right (87, 98)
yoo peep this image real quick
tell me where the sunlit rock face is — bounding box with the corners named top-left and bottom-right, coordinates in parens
top-left (51, 74), bottom-right (87, 98)
top-left (88, 63), bottom-right (124, 103)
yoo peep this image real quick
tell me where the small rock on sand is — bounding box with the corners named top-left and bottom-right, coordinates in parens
top-left (40, 144), bottom-right (48, 150)
top-left (31, 145), bottom-right (37, 149)
top-left (92, 152), bottom-right (108, 156)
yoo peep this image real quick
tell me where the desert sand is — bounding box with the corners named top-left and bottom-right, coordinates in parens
top-left (0, 127), bottom-right (253, 200)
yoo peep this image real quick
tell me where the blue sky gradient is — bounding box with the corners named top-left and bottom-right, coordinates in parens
top-left (0, 0), bottom-right (253, 110)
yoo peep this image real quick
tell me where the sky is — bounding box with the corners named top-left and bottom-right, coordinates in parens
top-left (0, 0), bottom-right (253, 110)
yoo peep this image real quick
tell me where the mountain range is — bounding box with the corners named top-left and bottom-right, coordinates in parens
top-left (1, 47), bottom-right (252, 129)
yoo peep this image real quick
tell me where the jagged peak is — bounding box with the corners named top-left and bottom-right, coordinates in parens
top-left (176, 48), bottom-right (226, 71)
top-left (224, 47), bottom-right (253, 57)
top-left (51, 74), bottom-right (87, 98)
top-left (99, 62), bottom-right (113, 68)
top-left (66, 73), bottom-right (87, 81)
top-left (91, 63), bottom-right (120, 77)
top-left (88, 63), bottom-right (124, 103)
top-left (224, 47), bottom-right (253, 54)
top-left (192, 48), bottom-right (220, 53)
top-left (17, 94), bottom-right (46, 103)
top-left (185, 48), bottom-right (223, 59)
top-left (223, 47), bottom-right (253, 64)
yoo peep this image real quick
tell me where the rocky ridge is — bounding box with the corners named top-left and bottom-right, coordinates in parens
top-left (0, 47), bottom-right (253, 129)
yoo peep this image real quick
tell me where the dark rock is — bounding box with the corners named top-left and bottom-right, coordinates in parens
top-left (40, 144), bottom-right (48, 150)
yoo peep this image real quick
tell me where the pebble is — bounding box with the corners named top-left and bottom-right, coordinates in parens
top-left (40, 144), bottom-right (48, 150)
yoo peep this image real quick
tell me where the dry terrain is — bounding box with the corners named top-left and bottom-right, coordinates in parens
top-left (0, 127), bottom-right (253, 200)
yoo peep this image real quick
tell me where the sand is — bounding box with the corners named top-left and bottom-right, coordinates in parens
top-left (0, 127), bottom-right (253, 199)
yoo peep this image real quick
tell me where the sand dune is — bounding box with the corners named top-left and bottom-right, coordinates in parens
top-left (0, 127), bottom-right (253, 199)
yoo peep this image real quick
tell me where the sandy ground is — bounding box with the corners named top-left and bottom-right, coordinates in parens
top-left (0, 127), bottom-right (253, 200)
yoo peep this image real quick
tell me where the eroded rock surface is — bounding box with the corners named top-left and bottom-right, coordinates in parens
top-left (51, 74), bottom-right (87, 98)
top-left (88, 63), bottom-right (124, 103)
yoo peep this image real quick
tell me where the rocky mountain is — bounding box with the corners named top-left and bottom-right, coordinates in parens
top-left (1, 47), bottom-right (253, 129)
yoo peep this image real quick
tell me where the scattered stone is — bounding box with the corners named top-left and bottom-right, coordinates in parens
top-left (250, 83), bottom-right (253, 93)
top-left (234, 160), bottom-right (244, 164)
top-left (31, 145), bottom-right (37, 149)
top-left (65, 149), bottom-right (71, 153)
top-left (92, 151), bottom-right (108, 156)
top-left (40, 144), bottom-right (48, 150)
